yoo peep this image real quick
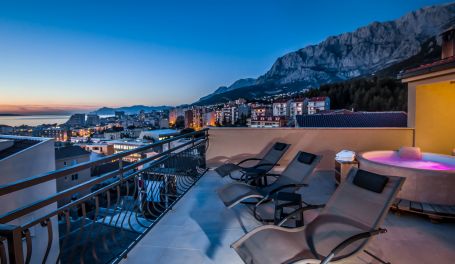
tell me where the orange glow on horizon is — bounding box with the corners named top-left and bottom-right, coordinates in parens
top-left (0, 104), bottom-right (99, 115)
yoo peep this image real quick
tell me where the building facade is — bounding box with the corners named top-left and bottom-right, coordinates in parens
top-left (66, 113), bottom-right (86, 127)
top-left (249, 116), bottom-right (286, 128)
top-left (55, 146), bottom-right (91, 206)
top-left (251, 105), bottom-right (272, 119)
top-left (307, 97), bottom-right (330, 114)
top-left (272, 99), bottom-right (291, 117)
top-left (0, 136), bottom-right (59, 263)
top-left (86, 114), bottom-right (100, 126)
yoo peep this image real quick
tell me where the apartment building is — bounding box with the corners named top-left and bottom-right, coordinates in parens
top-left (272, 99), bottom-right (291, 117)
top-left (251, 105), bottom-right (272, 119)
top-left (307, 96), bottom-right (330, 114)
top-left (86, 114), bottom-right (100, 126)
top-left (289, 97), bottom-right (308, 118)
top-left (80, 142), bottom-right (115, 156)
top-left (33, 126), bottom-right (70, 142)
top-left (249, 116), bottom-right (286, 128)
top-left (55, 146), bottom-right (91, 206)
top-left (66, 113), bottom-right (86, 127)
top-left (203, 111), bottom-right (216, 127)
top-left (0, 135), bottom-right (59, 263)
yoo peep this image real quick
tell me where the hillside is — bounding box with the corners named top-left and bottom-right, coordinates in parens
top-left (195, 3), bottom-right (455, 106)
top-left (92, 105), bottom-right (172, 115)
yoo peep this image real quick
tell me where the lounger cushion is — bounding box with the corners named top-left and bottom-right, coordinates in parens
top-left (297, 152), bottom-right (317, 165)
top-left (353, 169), bottom-right (389, 193)
top-left (273, 142), bottom-right (288, 151)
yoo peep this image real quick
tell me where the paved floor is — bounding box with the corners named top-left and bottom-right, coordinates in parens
top-left (122, 170), bottom-right (455, 264)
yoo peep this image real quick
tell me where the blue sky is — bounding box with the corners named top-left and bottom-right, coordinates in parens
top-left (0, 0), bottom-right (450, 113)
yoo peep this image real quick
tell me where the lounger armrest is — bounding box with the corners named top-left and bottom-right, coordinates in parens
top-left (236, 158), bottom-right (262, 166)
top-left (253, 163), bottom-right (278, 169)
top-left (243, 170), bottom-right (278, 184)
top-left (320, 228), bottom-right (387, 264)
top-left (268, 184), bottom-right (308, 196)
top-left (277, 204), bottom-right (325, 227)
top-left (252, 195), bottom-right (275, 222)
top-left (231, 224), bottom-right (303, 250)
top-left (264, 173), bottom-right (281, 178)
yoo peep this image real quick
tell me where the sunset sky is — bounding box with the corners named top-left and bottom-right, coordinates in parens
top-left (0, 0), bottom-right (448, 114)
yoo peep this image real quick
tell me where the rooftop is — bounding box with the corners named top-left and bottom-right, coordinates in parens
top-left (308, 96), bottom-right (329, 102)
top-left (0, 135), bottom-right (44, 160)
top-left (122, 169), bottom-right (455, 264)
top-left (1, 126), bottom-right (454, 263)
top-left (296, 112), bottom-right (408, 128)
top-left (55, 145), bottom-right (90, 159)
top-left (399, 55), bottom-right (455, 79)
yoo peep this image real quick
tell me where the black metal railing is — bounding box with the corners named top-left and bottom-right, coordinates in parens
top-left (0, 128), bottom-right (209, 264)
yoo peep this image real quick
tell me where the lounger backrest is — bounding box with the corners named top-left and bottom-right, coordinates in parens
top-left (264, 151), bottom-right (321, 192)
top-left (304, 168), bottom-right (405, 260)
top-left (257, 142), bottom-right (290, 168)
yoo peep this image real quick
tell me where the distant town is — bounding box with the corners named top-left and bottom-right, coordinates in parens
top-left (0, 85), bottom-right (410, 151)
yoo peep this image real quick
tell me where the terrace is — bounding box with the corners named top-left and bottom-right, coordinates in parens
top-left (122, 169), bottom-right (455, 264)
top-left (0, 126), bottom-right (454, 264)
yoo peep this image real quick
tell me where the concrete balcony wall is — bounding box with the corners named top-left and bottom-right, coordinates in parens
top-left (207, 127), bottom-right (414, 170)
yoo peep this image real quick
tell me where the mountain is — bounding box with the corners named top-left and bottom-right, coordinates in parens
top-left (195, 36), bottom-right (442, 106)
top-left (196, 3), bottom-right (455, 105)
top-left (91, 105), bottom-right (172, 115)
top-left (198, 78), bottom-right (256, 101)
top-left (256, 3), bottom-right (454, 86)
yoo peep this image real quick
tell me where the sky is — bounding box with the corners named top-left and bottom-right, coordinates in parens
top-left (0, 0), bottom-right (450, 114)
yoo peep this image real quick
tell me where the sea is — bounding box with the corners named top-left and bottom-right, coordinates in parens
top-left (0, 115), bottom-right (71, 127)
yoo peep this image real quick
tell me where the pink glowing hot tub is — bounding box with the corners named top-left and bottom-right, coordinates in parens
top-left (357, 150), bottom-right (455, 205)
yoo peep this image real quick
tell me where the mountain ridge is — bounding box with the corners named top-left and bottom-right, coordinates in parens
top-left (196, 3), bottom-right (455, 105)
top-left (91, 105), bottom-right (172, 115)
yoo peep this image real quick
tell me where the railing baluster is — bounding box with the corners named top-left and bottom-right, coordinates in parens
top-left (79, 202), bottom-right (87, 264)
top-left (0, 237), bottom-right (7, 264)
top-left (126, 177), bottom-right (139, 233)
top-left (40, 219), bottom-right (52, 264)
top-left (118, 179), bottom-right (131, 230)
top-left (87, 196), bottom-right (100, 262)
top-left (0, 224), bottom-right (24, 264)
top-left (108, 186), bottom-right (121, 244)
top-left (22, 229), bottom-right (31, 264)
top-left (99, 190), bottom-right (112, 252)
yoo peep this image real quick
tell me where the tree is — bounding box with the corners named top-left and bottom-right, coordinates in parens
top-left (310, 77), bottom-right (407, 112)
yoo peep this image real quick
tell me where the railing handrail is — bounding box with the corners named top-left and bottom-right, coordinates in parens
top-left (0, 128), bottom-right (209, 197)
top-left (0, 130), bottom-right (210, 264)
top-left (0, 132), bottom-right (208, 224)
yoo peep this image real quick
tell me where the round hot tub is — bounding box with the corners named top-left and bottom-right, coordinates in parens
top-left (357, 150), bottom-right (455, 205)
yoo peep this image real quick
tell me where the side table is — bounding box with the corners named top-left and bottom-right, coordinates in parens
top-left (274, 192), bottom-right (304, 228)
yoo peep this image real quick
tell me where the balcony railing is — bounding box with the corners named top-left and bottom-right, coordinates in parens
top-left (0, 129), bottom-right (209, 264)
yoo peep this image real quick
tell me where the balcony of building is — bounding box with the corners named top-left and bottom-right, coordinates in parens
top-left (1, 126), bottom-right (454, 264)
top-left (121, 127), bottom-right (455, 264)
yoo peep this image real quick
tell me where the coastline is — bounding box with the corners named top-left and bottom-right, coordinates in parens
top-left (0, 115), bottom-right (71, 127)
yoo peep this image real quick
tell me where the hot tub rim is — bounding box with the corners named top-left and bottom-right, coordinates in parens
top-left (356, 150), bottom-right (455, 173)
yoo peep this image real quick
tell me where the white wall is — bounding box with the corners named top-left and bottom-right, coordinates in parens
top-left (0, 137), bottom-right (60, 263)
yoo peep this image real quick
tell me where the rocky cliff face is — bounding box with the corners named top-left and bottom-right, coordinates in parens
top-left (256, 3), bottom-right (455, 87)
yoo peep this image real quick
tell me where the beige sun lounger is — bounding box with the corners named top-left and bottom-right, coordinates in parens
top-left (217, 151), bottom-right (322, 209)
top-left (232, 167), bottom-right (405, 264)
top-left (215, 142), bottom-right (290, 181)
